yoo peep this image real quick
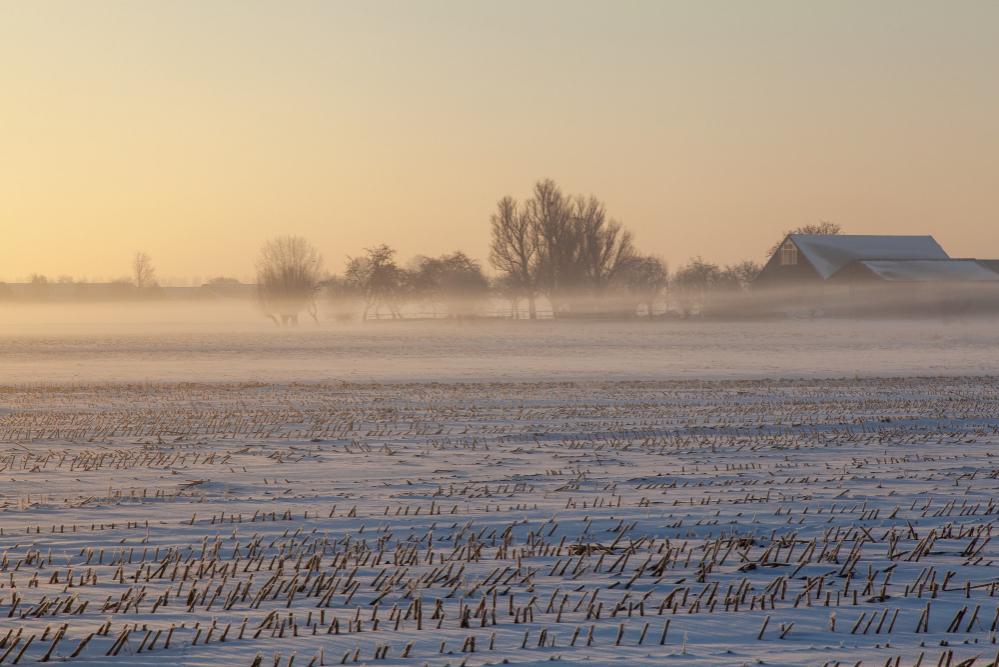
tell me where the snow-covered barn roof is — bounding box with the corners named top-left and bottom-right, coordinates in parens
top-left (789, 234), bottom-right (949, 279)
top-left (857, 259), bottom-right (999, 283)
top-left (977, 260), bottom-right (999, 276)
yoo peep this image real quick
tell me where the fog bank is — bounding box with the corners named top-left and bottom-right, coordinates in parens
top-left (1, 302), bottom-right (998, 383)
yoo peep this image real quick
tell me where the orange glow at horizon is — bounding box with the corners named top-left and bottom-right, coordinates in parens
top-left (2, 0), bottom-right (997, 284)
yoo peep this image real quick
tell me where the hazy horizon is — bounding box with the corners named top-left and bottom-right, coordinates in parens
top-left (3, 0), bottom-right (998, 282)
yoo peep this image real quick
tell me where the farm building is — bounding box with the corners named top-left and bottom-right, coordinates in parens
top-left (752, 234), bottom-right (999, 317)
top-left (977, 259), bottom-right (999, 276)
top-left (755, 234), bottom-right (999, 287)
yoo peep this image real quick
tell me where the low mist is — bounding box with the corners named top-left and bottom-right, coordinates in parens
top-left (2, 294), bottom-right (998, 385)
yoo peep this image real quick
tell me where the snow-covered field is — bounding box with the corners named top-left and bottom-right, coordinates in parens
top-left (4, 374), bottom-right (999, 667)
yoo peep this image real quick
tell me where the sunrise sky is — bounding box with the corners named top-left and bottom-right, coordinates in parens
top-left (2, 0), bottom-right (997, 284)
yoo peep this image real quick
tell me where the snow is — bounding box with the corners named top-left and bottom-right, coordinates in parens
top-left (859, 260), bottom-right (999, 283)
top-left (2, 313), bottom-right (999, 665)
top-left (790, 235), bottom-right (949, 279)
top-left (3, 376), bottom-right (999, 666)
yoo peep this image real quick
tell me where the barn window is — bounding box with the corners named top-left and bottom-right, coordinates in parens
top-left (779, 240), bottom-right (798, 266)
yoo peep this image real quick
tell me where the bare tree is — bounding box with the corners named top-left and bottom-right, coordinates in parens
top-left (617, 255), bottom-right (668, 318)
top-left (571, 195), bottom-right (637, 290)
top-left (671, 257), bottom-right (763, 316)
top-left (532, 185), bottom-right (639, 315)
top-left (410, 251), bottom-right (490, 318)
top-left (526, 179), bottom-right (575, 312)
top-left (256, 236), bottom-right (323, 325)
top-left (493, 273), bottom-right (527, 318)
top-left (490, 179), bottom-right (650, 318)
top-left (489, 196), bottom-right (539, 319)
top-left (720, 260), bottom-right (763, 290)
top-left (672, 257), bottom-right (724, 317)
top-left (132, 252), bottom-right (157, 290)
top-left (322, 274), bottom-right (365, 322)
top-left (344, 244), bottom-right (407, 320)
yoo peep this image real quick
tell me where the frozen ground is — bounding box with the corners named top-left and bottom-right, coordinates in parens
top-left (3, 377), bottom-right (999, 666)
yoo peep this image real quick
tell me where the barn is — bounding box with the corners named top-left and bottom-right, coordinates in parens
top-left (752, 234), bottom-right (999, 317)
top-left (754, 234), bottom-right (999, 287)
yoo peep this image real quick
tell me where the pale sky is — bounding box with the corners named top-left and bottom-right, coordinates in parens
top-left (2, 0), bottom-right (997, 283)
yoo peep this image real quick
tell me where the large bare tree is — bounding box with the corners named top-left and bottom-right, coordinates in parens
top-left (489, 179), bottom-right (646, 317)
top-left (526, 179), bottom-right (575, 311)
top-left (489, 196), bottom-right (539, 319)
top-left (571, 195), bottom-right (637, 290)
top-left (256, 236), bottom-right (323, 325)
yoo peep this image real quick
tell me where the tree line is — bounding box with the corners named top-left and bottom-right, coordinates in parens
top-left (0, 252), bottom-right (166, 302)
top-left (0, 179), bottom-right (840, 318)
top-left (257, 179), bottom-right (839, 323)
top-left (0, 252), bottom-right (258, 303)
